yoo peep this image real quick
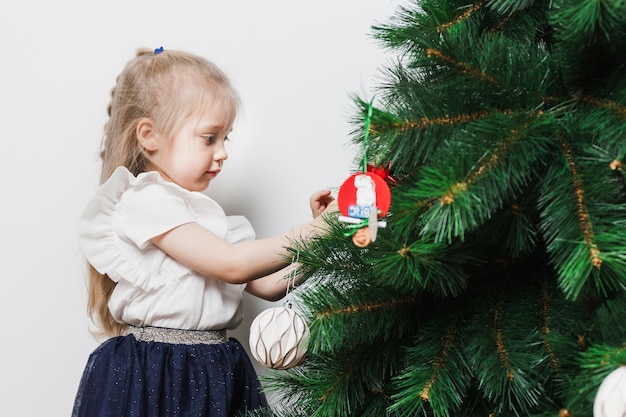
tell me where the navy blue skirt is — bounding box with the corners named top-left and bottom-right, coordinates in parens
top-left (72, 333), bottom-right (269, 417)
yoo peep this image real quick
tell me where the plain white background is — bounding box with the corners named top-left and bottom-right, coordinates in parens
top-left (0, 1), bottom-right (401, 415)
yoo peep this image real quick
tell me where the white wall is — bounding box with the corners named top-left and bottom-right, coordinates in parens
top-left (0, 1), bottom-right (399, 415)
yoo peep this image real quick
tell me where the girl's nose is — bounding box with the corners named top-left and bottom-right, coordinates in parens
top-left (215, 142), bottom-right (228, 161)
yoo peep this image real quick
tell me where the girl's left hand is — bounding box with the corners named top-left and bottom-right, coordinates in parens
top-left (310, 189), bottom-right (335, 218)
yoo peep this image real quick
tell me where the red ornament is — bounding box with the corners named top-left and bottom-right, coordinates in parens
top-left (337, 172), bottom-right (391, 219)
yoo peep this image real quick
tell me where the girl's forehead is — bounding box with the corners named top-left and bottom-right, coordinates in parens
top-left (191, 100), bottom-right (235, 130)
top-left (172, 78), bottom-right (238, 132)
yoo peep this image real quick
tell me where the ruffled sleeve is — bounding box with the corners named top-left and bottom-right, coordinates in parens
top-left (117, 179), bottom-right (199, 249)
top-left (79, 166), bottom-right (229, 290)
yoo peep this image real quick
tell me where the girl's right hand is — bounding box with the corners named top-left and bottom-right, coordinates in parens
top-left (310, 190), bottom-right (336, 218)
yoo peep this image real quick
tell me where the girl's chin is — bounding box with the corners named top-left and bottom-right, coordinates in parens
top-left (185, 180), bottom-right (211, 192)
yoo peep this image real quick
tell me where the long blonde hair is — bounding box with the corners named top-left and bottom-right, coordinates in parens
top-left (88, 48), bottom-right (240, 338)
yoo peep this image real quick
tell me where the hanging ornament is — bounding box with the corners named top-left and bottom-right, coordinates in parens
top-left (337, 98), bottom-right (392, 247)
top-left (594, 366), bottom-right (626, 417)
top-left (337, 171), bottom-right (391, 247)
top-left (249, 253), bottom-right (310, 370)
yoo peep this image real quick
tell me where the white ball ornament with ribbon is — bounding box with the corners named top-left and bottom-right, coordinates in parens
top-left (594, 366), bottom-right (626, 417)
top-left (249, 253), bottom-right (310, 370)
top-left (249, 304), bottom-right (310, 370)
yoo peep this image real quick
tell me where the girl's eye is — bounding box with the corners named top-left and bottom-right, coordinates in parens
top-left (202, 134), bottom-right (230, 145)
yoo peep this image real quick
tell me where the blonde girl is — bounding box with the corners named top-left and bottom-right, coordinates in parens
top-left (72, 47), bottom-right (334, 417)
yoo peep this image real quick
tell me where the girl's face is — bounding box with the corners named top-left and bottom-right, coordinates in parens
top-left (147, 101), bottom-right (232, 192)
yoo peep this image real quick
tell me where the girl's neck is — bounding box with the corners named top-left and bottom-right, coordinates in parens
top-left (144, 162), bottom-right (174, 184)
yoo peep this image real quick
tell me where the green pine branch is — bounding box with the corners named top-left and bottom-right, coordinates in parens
top-left (254, 1), bottom-right (626, 416)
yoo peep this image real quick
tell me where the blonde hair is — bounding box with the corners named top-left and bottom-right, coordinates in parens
top-left (88, 47), bottom-right (240, 338)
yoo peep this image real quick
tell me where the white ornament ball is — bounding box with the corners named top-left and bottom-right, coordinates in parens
top-left (594, 366), bottom-right (626, 417)
top-left (249, 306), bottom-right (310, 370)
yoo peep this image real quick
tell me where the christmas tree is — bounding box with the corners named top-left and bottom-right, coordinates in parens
top-left (253, 1), bottom-right (626, 416)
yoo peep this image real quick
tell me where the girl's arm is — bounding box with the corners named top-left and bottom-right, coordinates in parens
top-left (245, 190), bottom-right (336, 300)
top-left (151, 195), bottom-right (337, 286)
top-left (245, 263), bottom-right (298, 301)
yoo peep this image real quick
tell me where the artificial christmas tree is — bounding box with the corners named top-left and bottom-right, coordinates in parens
top-left (255, 1), bottom-right (626, 416)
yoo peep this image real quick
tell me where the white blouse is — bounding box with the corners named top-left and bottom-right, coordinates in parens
top-left (79, 166), bottom-right (255, 331)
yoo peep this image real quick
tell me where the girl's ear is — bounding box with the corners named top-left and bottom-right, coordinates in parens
top-left (136, 118), bottom-right (159, 151)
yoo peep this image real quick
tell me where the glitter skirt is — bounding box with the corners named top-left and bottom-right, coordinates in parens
top-left (71, 327), bottom-right (269, 417)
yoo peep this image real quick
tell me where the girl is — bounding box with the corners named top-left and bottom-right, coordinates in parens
top-left (72, 47), bottom-right (335, 417)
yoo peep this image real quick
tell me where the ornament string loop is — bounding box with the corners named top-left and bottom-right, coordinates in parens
top-left (284, 251), bottom-right (300, 308)
top-left (362, 98), bottom-right (374, 174)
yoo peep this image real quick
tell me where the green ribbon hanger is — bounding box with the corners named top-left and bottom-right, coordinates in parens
top-left (343, 98), bottom-right (374, 238)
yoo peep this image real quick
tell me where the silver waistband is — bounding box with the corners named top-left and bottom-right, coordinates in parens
top-left (128, 326), bottom-right (228, 345)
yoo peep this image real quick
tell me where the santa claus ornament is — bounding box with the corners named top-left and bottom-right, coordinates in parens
top-left (337, 100), bottom-right (392, 247)
top-left (249, 253), bottom-right (310, 370)
top-left (337, 171), bottom-right (391, 247)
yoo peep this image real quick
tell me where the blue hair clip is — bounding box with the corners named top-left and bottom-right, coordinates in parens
top-left (154, 46), bottom-right (164, 55)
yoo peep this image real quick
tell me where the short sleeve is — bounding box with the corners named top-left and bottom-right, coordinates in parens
top-left (115, 182), bottom-right (195, 249)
